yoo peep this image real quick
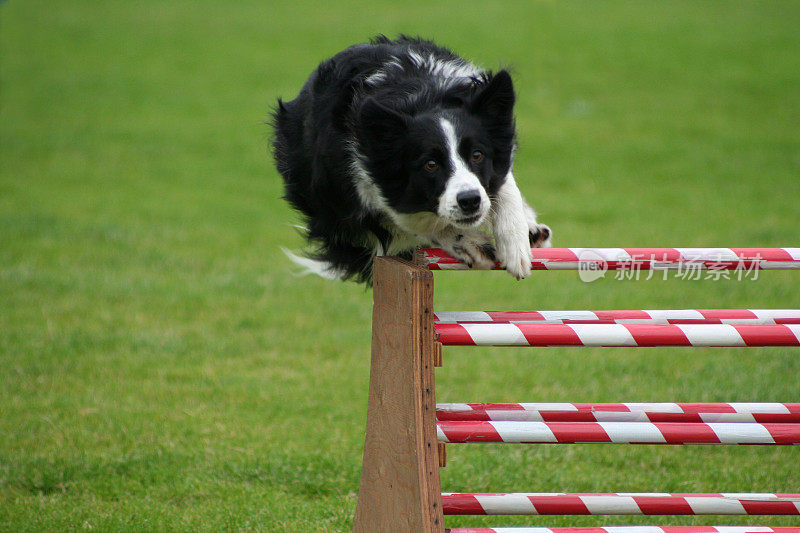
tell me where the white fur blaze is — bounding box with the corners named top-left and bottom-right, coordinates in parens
top-left (491, 173), bottom-right (533, 279)
top-left (438, 118), bottom-right (490, 226)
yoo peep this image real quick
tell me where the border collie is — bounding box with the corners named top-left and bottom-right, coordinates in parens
top-left (272, 35), bottom-right (551, 283)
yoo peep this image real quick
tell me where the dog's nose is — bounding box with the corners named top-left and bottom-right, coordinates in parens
top-left (456, 189), bottom-right (482, 214)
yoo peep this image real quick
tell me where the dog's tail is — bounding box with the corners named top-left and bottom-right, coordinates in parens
top-left (280, 247), bottom-right (347, 280)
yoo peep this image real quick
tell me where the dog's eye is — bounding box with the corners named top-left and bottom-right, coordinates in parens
top-left (471, 150), bottom-right (484, 163)
top-left (424, 160), bottom-right (438, 172)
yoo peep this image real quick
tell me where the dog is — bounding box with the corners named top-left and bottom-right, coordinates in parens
top-left (271, 35), bottom-right (551, 283)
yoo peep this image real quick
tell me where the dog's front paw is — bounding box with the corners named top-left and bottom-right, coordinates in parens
top-left (496, 231), bottom-right (533, 280)
top-left (440, 231), bottom-right (496, 270)
top-left (529, 223), bottom-right (552, 248)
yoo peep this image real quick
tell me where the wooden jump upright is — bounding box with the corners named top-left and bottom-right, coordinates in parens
top-left (352, 257), bottom-right (444, 533)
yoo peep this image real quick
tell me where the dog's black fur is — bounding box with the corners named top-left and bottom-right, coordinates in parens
top-left (272, 35), bottom-right (548, 283)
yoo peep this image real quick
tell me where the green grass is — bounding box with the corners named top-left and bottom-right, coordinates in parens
top-left (2, 1), bottom-right (799, 531)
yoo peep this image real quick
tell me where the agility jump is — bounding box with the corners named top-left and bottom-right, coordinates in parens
top-left (352, 248), bottom-right (800, 533)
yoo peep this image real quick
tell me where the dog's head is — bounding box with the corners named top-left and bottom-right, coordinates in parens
top-left (354, 70), bottom-right (516, 230)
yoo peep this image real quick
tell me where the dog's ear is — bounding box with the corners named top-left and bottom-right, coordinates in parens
top-left (471, 69), bottom-right (515, 122)
top-left (357, 98), bottom-right (409, 148)
top-left (472, 70), bottom-right (516, 179)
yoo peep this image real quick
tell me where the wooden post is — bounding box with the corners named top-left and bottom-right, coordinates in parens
top-left (353, 257), bottom-right (444, 533)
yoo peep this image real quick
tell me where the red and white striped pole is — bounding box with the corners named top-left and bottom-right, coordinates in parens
top-left (446, 526), bottom-right (800, 533)
top-left (434, 309), bottom-right (800, 325)
top-left (435, 323), bottom-right (800, 347)
top-left (436, 420), bottom-right (800, 444)
top-left (420, 247), bottom-right (800, 271)
top-left (442, 492), bottom-right (800, 515)
top-left (436, 402), bottom-right (800, 424)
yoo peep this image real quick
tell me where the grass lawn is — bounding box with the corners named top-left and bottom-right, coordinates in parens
top-left (2, 1), bottom-right (799, 531)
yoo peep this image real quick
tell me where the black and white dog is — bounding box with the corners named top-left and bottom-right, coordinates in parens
top-left (272, 36), bottom-right (550, 283)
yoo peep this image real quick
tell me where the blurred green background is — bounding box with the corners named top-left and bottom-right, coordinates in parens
top-left (1, 1), bottom-right (798, 531)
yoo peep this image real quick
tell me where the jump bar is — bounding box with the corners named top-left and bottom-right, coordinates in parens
top-left (436, 403), bottom-right (800, 424)
top-left (442, 492), bottom-right (800, 515)
top-left (434, 309), bottom-right (800, 325)
top-left (435, 323), bottom-right (800, 347)
top-left (445, 526), bottom-right (800, 533)
top-left (436, 421), bottom-right (800, 444)
top-left (420, 247), bottom-right (800, 271)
